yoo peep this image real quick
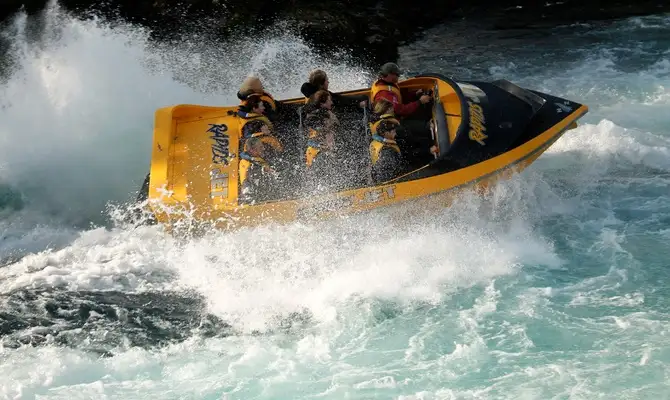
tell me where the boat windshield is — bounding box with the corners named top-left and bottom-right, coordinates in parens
top-left (432, 84), bottom-right (450, 158)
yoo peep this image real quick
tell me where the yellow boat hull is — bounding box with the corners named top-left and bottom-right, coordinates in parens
top-left (141, 74), bottom-right (588, 233)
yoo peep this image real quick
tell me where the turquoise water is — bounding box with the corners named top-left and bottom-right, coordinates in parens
top-left (1, 5), bottom-right (669, 399)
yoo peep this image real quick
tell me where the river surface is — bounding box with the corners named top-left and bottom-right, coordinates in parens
top-left (1, 4), bottom-right (669, 399)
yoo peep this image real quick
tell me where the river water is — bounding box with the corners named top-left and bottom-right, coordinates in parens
top-left (1, 3), bottom-right (669, 399)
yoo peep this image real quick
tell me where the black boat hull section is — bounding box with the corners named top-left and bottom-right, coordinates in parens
top-left (401, 74), bottom-right (585, 182)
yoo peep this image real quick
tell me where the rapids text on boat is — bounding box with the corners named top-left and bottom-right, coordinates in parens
top-left (136, 73), bottom-right (588, 231)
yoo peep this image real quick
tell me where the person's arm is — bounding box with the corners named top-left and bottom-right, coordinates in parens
top-left (400, 87), bottom-right (419, 102)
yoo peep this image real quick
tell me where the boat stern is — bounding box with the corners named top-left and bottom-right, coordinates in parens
top-left (148, 104), bottom-right (242, 226)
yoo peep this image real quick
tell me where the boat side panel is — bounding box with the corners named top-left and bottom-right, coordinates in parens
top-left (445, 81), bottom-right (540, 166)
top-left (179, 111), bottom-right (241, 209)
top-left (511, 91), bottom-right (586, 148)
top-left (392, 99), bottom-right (588, 183)
top-left (149, 106), bottom-right (177, 203)
top-left (148, 103), bottom-right (238, 205)
top-left (149, 105), bottom-right (243, 225)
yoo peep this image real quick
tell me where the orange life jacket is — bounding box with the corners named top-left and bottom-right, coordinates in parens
top-left (369, 79), bottom-right (403, 105)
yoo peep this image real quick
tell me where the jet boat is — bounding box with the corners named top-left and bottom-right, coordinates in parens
top-left (136, 73), bottom-right (588, 232)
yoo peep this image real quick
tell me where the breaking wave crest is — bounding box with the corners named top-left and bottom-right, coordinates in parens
top-left (1, 5), bottom-right (669, 399)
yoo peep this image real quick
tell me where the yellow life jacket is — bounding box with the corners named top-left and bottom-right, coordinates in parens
top-left (239, 111), bottom-right (274, 132)
top-left (239, 152), bottom-right (271, 186)
top-left (369, 79), bottom-right (403, 104)
top-left (370, 135), bottom-right (401, 165)
top-left (369, 113), bottom-right (400, 135)
top-left (305, 145), bottom-right (320, 168)
top-left (243, 131), bottom-right (283, 153)
top-left (305, 128), bottom-right (321, 167)
top-left (259, 92), bottom-right (277, 111)
top-left (307, 127), bottom-right (319, 140)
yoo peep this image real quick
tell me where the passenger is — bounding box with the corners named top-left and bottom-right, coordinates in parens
top-left (239, 137), bottom-right (281, 204)
top-left (304, 90), bottom-right (342, 190)
top-left (304, 89), bottom-right (340, 129)
top-left (240, 119), bottom-right (283, 162)
top-left (237, 94), bottom-right (273, 129)
top-left (370, 119), bottom-right (439, 183)
top-left (302, 70), bottom-right (370, 169)
top-left (370, 62), bottom-right (432, 118)
top-left (369, 98), bottom-right (400, 135)
top-left (300, 69), bottom-right (368, 111)
top-left (237, 76), bottom-right (280, 121)
top-left (370, 119), bottom-right (405, 184)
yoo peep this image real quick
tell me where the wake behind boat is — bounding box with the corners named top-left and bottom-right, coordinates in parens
top-left (136, 73), bottom-right (588, 232)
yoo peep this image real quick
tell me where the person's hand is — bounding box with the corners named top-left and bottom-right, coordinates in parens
top-left (359, 100), bottom-right (367, 108)
top-left (419, 94), bottom-right (431, 104)
top-left (416, 89), bottom-right (424, 96)
top-left (430, 145), bottom-right (438, 155)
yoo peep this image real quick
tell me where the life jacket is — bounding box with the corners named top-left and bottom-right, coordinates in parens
top-left (305, 128), bottom-right (321, 168)
top-left (241, 127), bottom-right (283, 153)
top-left (245, 133), bottom-right (283, 153)
top-left (239, 91), bottom-right (277, 112)
top-left (239, 152), bottom-right (271, 186)
top-left (369, 113), bottom-right (400, 135)
top-left (369, 134), bottom-right (401, 165)
top-left (237, 110), bottom-right (274, 131)
top-left (370, 79), bottom-right (403, 105)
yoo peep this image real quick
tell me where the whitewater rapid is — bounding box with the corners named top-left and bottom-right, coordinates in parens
top-left (1, 4), bottom-right (669, 399)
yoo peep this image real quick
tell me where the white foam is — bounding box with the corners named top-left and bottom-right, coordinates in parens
top-left (542, 119), bottom-right (670, 173)
top-left (1, 6), bottom-right (670, 400)
top-left (0, 225), bottom-right (175, 294)
top-left (164, 203), bottom-right (550, 333)
top-left (0, 2), bottom-right (371, 226)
